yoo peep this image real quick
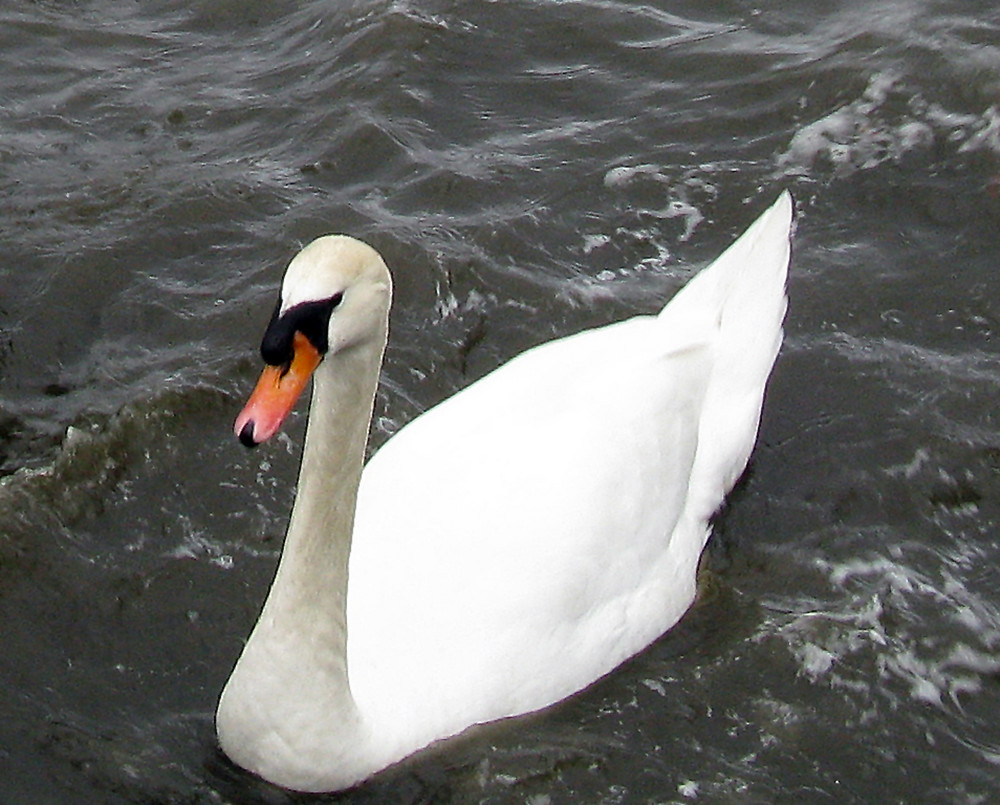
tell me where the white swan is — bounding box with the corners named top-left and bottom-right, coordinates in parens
top-left (217, 191), bottom-right (793, 792)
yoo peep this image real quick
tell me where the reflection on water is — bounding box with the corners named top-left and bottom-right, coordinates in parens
top-left (2, 0), bottom-right (1000, 802)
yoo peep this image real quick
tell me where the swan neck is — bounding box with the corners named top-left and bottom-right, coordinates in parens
top-left (217, 326), bottom-right (389, 790)
top-left (273, 336), bottom-right (385, 634)
top-left (241, 333), bottom-right (386, 724)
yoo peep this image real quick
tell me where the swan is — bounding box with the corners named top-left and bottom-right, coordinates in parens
top-left (217, 191), bottom-right (793, 792)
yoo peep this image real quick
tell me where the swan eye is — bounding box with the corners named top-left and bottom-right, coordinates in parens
top-left (260, 293), bottom-right (343, 367)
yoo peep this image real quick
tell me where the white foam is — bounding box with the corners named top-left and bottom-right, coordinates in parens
top-left (779, 74), bottom-right (929, 175)
top-left (602, 163), bottom-right (667, 188)
top-left (600, 164), bottom-right (712, 243)
top-left (773, 539), bottom-right (1000, 719)
top-left (958, 105), bottom-right (1000, 154)
top-left (778, 72), bottom-right (1000, 177)
top-left (164, 514), bottom-right (234, 569)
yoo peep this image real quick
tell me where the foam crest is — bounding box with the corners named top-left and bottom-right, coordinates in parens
top-left (772, 528), bottom-right (1000, 731)
top-left (779, 72), bottom-right (1000, 178)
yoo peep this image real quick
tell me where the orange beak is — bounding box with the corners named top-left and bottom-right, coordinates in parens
top-left (234, 332), bottom-right (322, 447)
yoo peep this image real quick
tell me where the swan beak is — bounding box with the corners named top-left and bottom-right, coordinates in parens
top-left (234, 332), bottom-right (322, 447)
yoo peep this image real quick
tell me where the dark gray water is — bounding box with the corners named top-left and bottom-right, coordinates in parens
top-left (3, 1), bottom-right (1000, 802)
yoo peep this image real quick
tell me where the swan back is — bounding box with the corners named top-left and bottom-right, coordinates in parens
top-left (346, 192), bottom-right (792, 758)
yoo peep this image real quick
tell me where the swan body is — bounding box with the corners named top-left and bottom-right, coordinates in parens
top-left (217, 192), bottom-right (793, 792)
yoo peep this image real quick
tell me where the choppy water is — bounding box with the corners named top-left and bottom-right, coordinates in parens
top-left (3, 1), bottom-right (1000, 802)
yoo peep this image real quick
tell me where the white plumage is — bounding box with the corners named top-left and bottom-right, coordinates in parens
top-left (217, 191), bottom-right (793, 792)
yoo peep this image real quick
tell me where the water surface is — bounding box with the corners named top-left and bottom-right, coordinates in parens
top-left (2, 1), bottom-right (1000, 802)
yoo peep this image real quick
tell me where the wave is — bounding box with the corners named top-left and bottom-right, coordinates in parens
top-left (0, 383), bottom-right (235, 565)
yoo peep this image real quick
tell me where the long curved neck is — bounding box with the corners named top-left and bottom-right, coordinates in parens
top-left (217, 330), bottom-right (387, 789)
top-left (261, 334), bottom-right (385, 685)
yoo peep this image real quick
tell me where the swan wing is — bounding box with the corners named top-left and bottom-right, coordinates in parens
top-left (347, 191), bottom-right (791, 746)
top-left (348, 318), bottom-right (712, 741)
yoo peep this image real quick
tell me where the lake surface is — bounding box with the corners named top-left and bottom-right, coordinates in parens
top-left (2, 1), bottom-right (1000, 802)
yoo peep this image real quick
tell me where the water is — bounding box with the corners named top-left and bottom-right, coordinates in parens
top-left (2, 0), bottom-right (1000, 802)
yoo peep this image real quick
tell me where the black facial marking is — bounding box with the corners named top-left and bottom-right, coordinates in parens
top-left (259, 292), bottom-right (343, 367)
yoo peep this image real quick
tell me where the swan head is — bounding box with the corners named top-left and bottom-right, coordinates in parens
top-left (234, 235), bottom-right (392, 447)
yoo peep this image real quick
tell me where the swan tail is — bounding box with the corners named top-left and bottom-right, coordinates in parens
top-left (658, 191), bottom-right (792, 523)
